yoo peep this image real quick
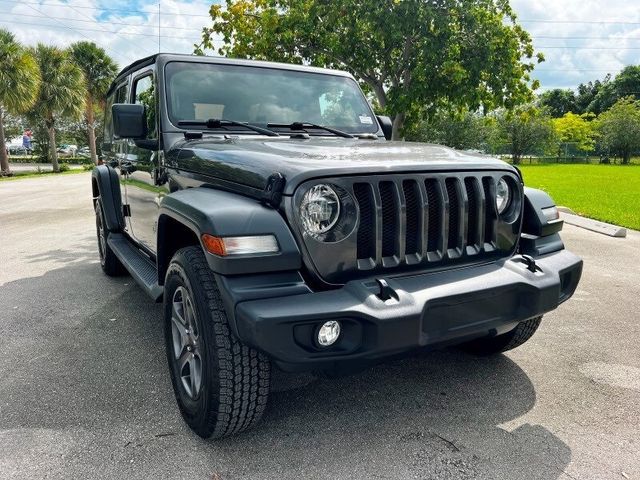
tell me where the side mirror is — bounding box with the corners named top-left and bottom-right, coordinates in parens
top-left (112, 104), bottom-right (146, 139)
top-left (376, 115), bottom-right (393, 141)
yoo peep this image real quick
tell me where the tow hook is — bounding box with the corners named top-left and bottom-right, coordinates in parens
top-left (521, 255), bottom-right (539, 273)
top-left (375, 279), bottom-right (399, 302)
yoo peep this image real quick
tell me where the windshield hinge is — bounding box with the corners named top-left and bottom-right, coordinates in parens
top-left (261, 172), bottom-right (286, 208)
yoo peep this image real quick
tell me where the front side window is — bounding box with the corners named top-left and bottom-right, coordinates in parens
top-left (133, 74), bottom-right (157, 139)
top-left (104, 83), bottom-right (128, 142)
top-left (165, 62), bottom-right (377, 134)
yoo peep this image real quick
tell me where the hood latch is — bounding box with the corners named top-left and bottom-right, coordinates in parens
top-left (261, 172), bottom-right (286, 208)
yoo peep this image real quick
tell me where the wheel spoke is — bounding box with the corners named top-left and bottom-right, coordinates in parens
top-left (190, 355), bottom-right (201, 396)
top-left (171, 316), bottom-right (189, 359)
top-left (172, 287), bottom-right (187, 326)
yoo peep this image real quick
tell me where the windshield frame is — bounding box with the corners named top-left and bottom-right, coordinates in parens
top-left (163, 60), bottom-right (379, 136)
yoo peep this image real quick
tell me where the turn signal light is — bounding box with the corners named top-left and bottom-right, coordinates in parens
top-left (201, 234), bottom-right (279, 256)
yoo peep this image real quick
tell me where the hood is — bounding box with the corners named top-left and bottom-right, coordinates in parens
top-left (168, 136), bottom-right (514, 195)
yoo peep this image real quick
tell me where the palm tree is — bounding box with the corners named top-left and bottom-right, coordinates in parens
top-left (0, 29), bottom-right (40, 176)
top-left (31, 44), bottom-right (86, 172)
top-left (70, 41), bottom-right (118, 166)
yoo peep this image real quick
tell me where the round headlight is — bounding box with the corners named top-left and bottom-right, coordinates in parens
top-left (496, 177), bottom-right (511, 214)
top-left (300, 184), bottom-right (341, 236)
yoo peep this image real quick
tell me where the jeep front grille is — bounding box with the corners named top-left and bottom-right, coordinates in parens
top-left (291, 171), bottom-right (522, 285)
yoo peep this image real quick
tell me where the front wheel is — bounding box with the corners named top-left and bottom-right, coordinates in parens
top-left (459, 316), bottom-right (543, 356)
top-left (164, 246), bottom-right (271, 439)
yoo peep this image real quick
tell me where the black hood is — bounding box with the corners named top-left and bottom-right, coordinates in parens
top-left (169, 136), bottom-right (515, 195)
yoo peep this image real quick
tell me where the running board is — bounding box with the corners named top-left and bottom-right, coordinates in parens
top-left (107, 233), bottom-right (163, 302)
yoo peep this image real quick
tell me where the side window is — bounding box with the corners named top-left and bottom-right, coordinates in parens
top-left (133, 75), bottom-right (157, 139)
top-left (104, 83), bottom-right (128, 143)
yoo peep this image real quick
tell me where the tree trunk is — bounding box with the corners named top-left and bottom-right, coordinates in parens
top-left (622, 151), bottom-right (630, 165)
top-left (86, 99), bottom-right (99, 165)
top-left (391, 112), bottom-right (405, 141)
top-left (512, 153), bottom-right (521, 165)
top-left (0, 107), bottom-right (11, 176)
top-left (47, 124), bottom-right (59, 172)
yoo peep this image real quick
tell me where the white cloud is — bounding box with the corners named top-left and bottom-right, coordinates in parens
top-left (0, 0), bottom-right (219, 68)
top-left (511, 0), bottom-right (640, 90)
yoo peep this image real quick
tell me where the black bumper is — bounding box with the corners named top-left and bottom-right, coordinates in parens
top-left (234, 250), bottom-right (582, 371)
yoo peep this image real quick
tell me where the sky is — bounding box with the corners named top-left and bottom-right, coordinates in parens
top-left (1, 0), bottom-right (639, 92)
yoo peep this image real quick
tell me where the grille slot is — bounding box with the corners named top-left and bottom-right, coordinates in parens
top-left (353, 183), bottom-right (375, 259)
top-left (424, 179), bottom-right (442, 253)
top-left (445, 178), bottom-right (460, 251)
top-left (379, 181), bottom-right (398, 257)
top-left (464, 177), bottom-right (481, 248)
top-left (402, 180), bottom-right (420, 256)
top-left (482, 177), bottom-right (497, 245)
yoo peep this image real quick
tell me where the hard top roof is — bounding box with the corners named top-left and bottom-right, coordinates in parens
top-left (108, 53), bottom-right (354, 95)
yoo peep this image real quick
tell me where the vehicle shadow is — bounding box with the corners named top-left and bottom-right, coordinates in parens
top-left (0, 254), bottom-right (572, 480)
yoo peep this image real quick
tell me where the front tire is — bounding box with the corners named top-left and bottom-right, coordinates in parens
top-left (164, 246), bottom-right (271, 439)
top-left (459, 316), bottom-right (543, 356)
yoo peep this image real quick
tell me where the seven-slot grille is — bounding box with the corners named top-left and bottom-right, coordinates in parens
top-left (351, 174), bottom-right (500, 270)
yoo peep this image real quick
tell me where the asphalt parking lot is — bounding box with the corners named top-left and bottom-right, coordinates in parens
top-left (1, 173), bottom-right (639, 480)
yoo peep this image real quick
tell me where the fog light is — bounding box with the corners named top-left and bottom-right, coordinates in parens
top-left (317, 320), bottom-right (341, 347)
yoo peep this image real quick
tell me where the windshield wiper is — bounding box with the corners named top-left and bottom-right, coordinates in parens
top-left (268, 122), bottom-right (355, 139)
top-left (178, 119), bottom-right (280, 137)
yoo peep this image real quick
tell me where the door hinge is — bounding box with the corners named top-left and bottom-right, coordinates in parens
top-left (122, 204), bottom-right (131, 217)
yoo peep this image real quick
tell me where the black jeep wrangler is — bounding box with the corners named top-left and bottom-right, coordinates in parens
top-left (92, 53), bottom-right (582, 439)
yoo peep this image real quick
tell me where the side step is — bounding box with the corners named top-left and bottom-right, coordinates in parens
top-left (107, 233), bottom-right (163, 302)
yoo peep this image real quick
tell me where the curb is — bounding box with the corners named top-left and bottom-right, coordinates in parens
top-left (558, 209), bottom-right (627, 238)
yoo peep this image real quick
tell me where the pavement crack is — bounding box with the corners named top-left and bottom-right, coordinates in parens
top-left (430, 431), bottom-right (461, 452)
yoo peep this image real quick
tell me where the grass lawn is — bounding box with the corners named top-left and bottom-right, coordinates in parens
top-left (0, 169), bottom-right (87, 182)
top-left (519, 164), bottom-right (640, 231)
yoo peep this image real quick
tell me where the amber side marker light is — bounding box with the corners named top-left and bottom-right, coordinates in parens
top-left (201, 234), bottom-right (279, 256)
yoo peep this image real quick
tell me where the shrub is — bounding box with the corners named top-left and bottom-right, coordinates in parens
top-left (58, 163), bottom-right (70, 172)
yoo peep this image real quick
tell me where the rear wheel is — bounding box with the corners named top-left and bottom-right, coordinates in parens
top-left (164, 246), bottom-right (271, 439)
top-left (94, 198), bottom-right (125, 276)
top-left (459, 316), bottom-right (543, 356)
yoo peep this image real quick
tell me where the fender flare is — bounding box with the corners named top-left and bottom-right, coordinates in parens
top-left (91, 165), bottom-right (124, 232)
top-left (522, 187), bottom-right (563, 237)
top-left (157, 187), bottom-right (301, 279)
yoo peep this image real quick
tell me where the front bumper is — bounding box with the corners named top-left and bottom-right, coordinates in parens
top-left (234, 250), bottom-right (582, 371)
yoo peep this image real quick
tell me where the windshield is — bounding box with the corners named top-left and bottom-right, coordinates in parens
top-left (165, 62), bottom-right (378, 134)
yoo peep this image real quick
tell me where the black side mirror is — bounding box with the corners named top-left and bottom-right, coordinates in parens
top-left (376, 115), bottom-right (393, 140)
top-left (112, 104), bottom-right (146, 139)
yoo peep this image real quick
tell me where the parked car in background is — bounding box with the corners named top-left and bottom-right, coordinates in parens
top-left (77, 147), bottom-right (91, 158)
top-left (57, 144), bottom-right (78, 156)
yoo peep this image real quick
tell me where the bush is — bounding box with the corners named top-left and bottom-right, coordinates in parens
top-left (82, 163), bottom-right (95, 171)
top-left (58, 163), bottom-right (70, 172)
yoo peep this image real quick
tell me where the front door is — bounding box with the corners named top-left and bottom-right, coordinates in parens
top-left (123, 71), bottom-right (164, 254)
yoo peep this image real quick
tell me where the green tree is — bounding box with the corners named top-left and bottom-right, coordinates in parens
top-left (576, 75), bottom-right (610, 114)
top-left (198, 0), bottom-right (542, 140)
top-left (489, 105), bottom-right (555, 164)
top-left (538, 89), bottom-right (577, 118)
top-left (586, 67), bottom-right (640, 115)
top-left (595, 97), bottom-right (640, 164)
top-left (552, 112), bottom-right (597, 155)
top-left (406, 109), bottom-right (490, 151)
top-left (31, 44), bottom-right (86, 172)
top-left (70, 41), bottom-right (118, 165)
top-left (0, 29), bottom-right (40, 175)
